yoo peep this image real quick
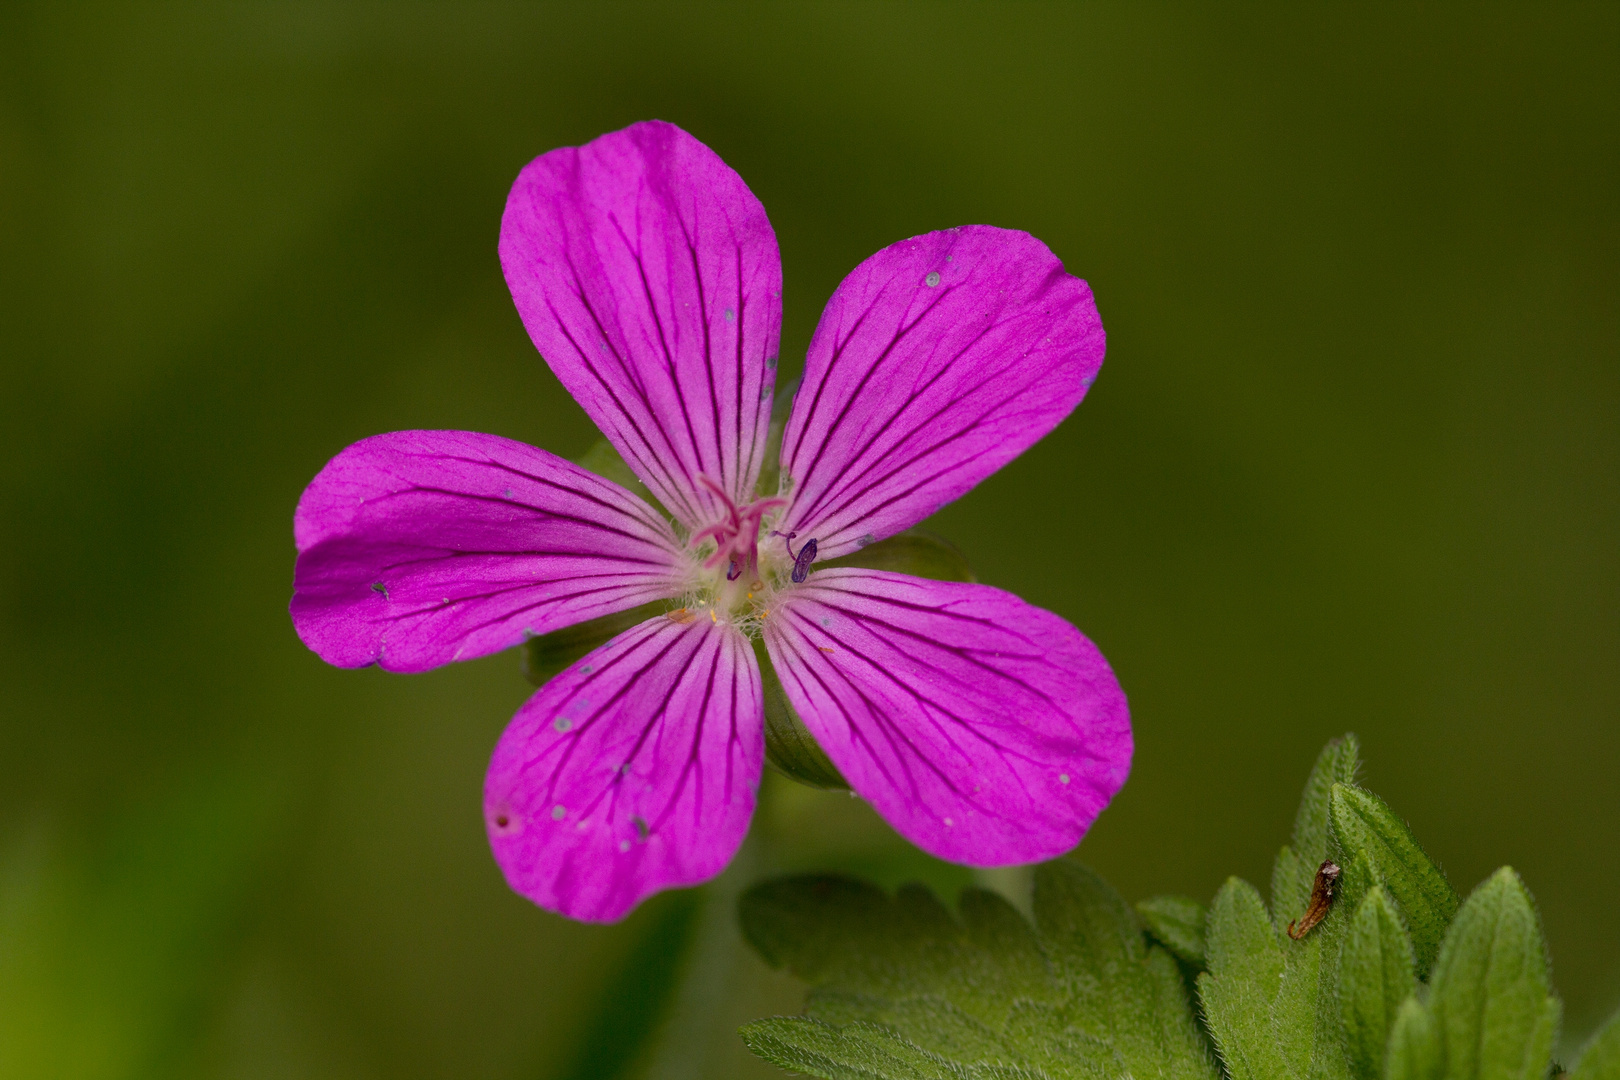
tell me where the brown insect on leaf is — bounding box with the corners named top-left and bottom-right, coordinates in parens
top-left (1287, 859), bottom-right (1342, 940)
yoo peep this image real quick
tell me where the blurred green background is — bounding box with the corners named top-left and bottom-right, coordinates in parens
top-left (2, 4), bottom-right (1616, 1077)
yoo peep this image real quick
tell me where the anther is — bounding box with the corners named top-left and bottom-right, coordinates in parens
top-left (791, 538), bottom-right (818, 583)
top-left (726, 557), bottom-right (742, 581)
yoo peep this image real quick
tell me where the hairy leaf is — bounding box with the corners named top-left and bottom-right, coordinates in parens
top-left (1385, 997), bottom-right (1443, 1080)
top-left (1137, 895), bottom-right (1208, 967)
top-left (1272, 735), bottom-right (1360, 930)
top-left (1327, 784), bottom-right (1458, 976)
top-left (1427, 867), bottom-right (1560, 1080)
top-left (1199, 873), bottom-right (1351, 1080)
top-left (739, 860), bottom-right (1217, 1080)
top-left (1200, 878), bottom-right (1290, 1080)
top-left (1337, 886), bottom-right (1417, 1080)
top-left (1573, 1007), bottom-right (1620, 1080)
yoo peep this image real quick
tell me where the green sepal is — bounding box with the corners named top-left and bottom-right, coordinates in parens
top-left (822, 529), bottom-right (976, 583)
top-left (1137, 895), bottom-right (1209, 968)
top-left (1427, 866), bottom-right (1560, 1080)
top-left (757, 374), bottom-right (797, 498)
top-left (757, 639), bottom-right (848, 789)
top-left (1338, 886), bottom-right (1417, 1080)
top-left (520, 602), bottom-right (667, 687)
top-left (1385, 997), bottom-right (1443, 1080)
top-left (1272, 734), bottom-right (1360, 932)
top-left (738, 860), bottom-right (1217, 1080)
top-left (1573, 1006), bottom-right (1620, 1080)
top-left (576, 435), bottom-right (659, 508)
top-left (1327, 783), bottom-right (1458, 976)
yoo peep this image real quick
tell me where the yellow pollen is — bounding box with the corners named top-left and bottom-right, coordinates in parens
top-left (709, 609), bottom-right (718, 624)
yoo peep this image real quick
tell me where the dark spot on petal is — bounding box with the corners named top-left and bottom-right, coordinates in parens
top-left (370, 581), bottom-right (389, 599)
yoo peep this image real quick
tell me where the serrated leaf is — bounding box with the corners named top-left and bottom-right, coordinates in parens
top-left (1199, 878), bottom-right (1290, 1080)
top-left (1035, 861), bottom-right (1217, 1080)
top-left (740, 1017), bottom-right (964, 1080)
top-left (1338, 886), bottom-right (1417, 1080)
top-left (1273, 735), bottom-right (1361, 930)
top-left (739, 860), bottom-right (1217, 1080)
top-left (1199, 875), bottom-right (1351, 1080)
top-left (1137, 895), bottom-right (1208, 967)
top-left (1573, 1007), bottom-right (1620, 1080)
top-left (1385, 997), bottom-right (1443, 1080)
top-left (1427, 867), bottom-right (1560, 1080)
top-left (1328, 784), bottom-right (1458, 976)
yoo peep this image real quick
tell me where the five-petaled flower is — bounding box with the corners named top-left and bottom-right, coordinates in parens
top-left (290, 121), bottom-right (1131, 922)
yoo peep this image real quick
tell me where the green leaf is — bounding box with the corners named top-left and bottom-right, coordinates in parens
top-left (738, 860), bottom-right (1217, 1080)
top-left (741, 1018), bottom-right (966, 1080)
top-left (1337, 886), bottom-right (1417, 1080)
top-left (1573, 1007), bottom-right (1620, 1080)
top-left (1198, 875), bottom-right (1351, 1080)
top-left (1199, 878), bottom-right (1289, 1080)
top-left (1385, 997), bottom-right (1443, 1080)
top-left (1272, 735), bottom-right (1361, 932)
top-left (1427, 867), bottom-right (1560, 1080)
top-left (1328, 784), bottom-right (1458, 976)
top-left (823, 529), bottom-right (976, 583)
top-left (1137, 895), bottom-right (1208, 967)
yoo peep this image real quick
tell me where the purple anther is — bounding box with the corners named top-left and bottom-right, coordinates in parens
top-left (791, 538), bottom-right (817, 583)
top-left (726, 558), bottom-right (743, 581)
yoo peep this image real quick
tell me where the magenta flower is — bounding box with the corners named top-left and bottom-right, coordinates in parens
top-left (290, 121), bottom-right (1130, 922)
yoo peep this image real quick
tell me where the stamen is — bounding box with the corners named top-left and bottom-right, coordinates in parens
top-left (726, 558), bottom-right (742, 581)
top-left (791, 537), bottom-right (818, 583)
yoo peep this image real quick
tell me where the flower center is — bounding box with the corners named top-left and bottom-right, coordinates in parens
top-left (685, 475), bottom-right (815, 630)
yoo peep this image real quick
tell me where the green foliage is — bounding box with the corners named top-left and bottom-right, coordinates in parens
top-left (1339, 888), bottom-right (1418, 1080)
top-left (1327, 785), bottom-right (1459, 978)
top-left (1573, 1008), bottom-right (1620, 1080)
top-left (1272, 735), bottom-right (1360, 931)
top-left (1425, 868), bottom-right (1560, 1080)
top-left (740, 736), bottom-right (1581, 1080)
top-left (1138, 895), bottom-right (1209, 968)
top-left (1384, 998), bottom-right (1442, 1080)
top-left (738, 862), bottom-right (1218, 1080)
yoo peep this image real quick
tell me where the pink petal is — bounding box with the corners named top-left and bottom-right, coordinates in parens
top-left (763, 569), bottom-right (1130, 865)
top-left (484, 614), bottom-right (763, 922)
top-left (500, 121), bottom-right (782, 529)
top-left (777, 226), bottom-right (1104, 558)
top-left (291, 430), bottom-right (691, 673)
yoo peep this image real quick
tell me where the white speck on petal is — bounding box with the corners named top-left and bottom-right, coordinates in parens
top-left (554, 718), bottom-right (572, 733)
top-left (552, 805), bottom-right (566, 820)
top-left (925, 271), bottom-right (941, 287)
top-left (618, 840), bottom-right (631, 853)
top-left (1059, 773), bottom-right (1070, 784)
top-left (944, 817), bottom-right (954, 826)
